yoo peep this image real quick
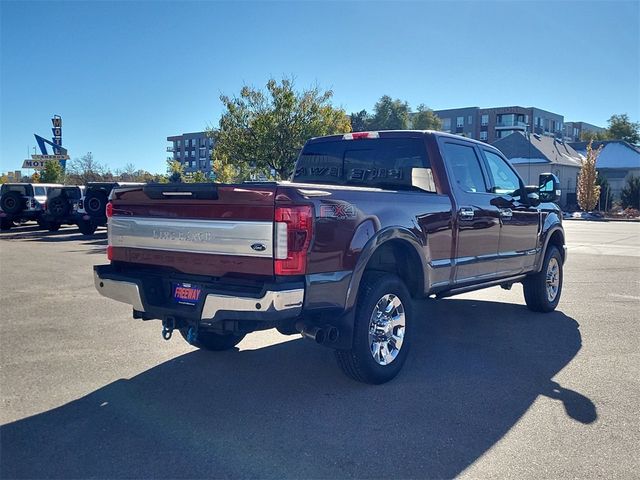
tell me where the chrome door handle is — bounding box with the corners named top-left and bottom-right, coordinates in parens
top-left (459, 207), bottom-right (474, 220)
top-left (499, 208), bottom-right (513, 219)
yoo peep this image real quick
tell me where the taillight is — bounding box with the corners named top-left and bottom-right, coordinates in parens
top-left (30, 199), bottom-right (36, 208)
top-left (274, 205), bottom-right (313, 275)
top-left (78, 199), bottom-right (84, 209)
top-left (106, 202), bottom-right (113, 260)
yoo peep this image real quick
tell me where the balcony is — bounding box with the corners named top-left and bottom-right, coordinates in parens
top-left (495, 120), bottom-right (528, 129)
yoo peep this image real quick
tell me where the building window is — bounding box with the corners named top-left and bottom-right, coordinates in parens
top-left (199, 147), bottom-right (207, 157)
top-left (480, 131), bottom-right (488, 141)
top-left (456, 117), bottom-right (464, 127)
top-left (481, 114), bottom-right (488, 126)
top-left (442, 118), bottom-right (451, 130)
top-left (468, 115), bottom-right (473, 125)
top-left (177, 140), bottom-right (181, 147)
top-left (190, 150), bottom-right (195, 157)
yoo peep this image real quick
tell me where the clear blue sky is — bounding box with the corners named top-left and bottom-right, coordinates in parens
top-left (1, 0), bottom-right (638, 174)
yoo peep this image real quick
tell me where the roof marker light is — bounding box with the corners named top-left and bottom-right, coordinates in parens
top-left (343, 131), bottom-right (380, 140)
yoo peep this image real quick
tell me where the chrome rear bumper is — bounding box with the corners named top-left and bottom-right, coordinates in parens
top-left (93, 268), bottom-right (303, 322)
top-left (94, 271), bottom-right (145, 312)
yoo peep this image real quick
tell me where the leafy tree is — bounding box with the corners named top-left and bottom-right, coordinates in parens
top-left (606, 114), bottom-right (640, 145)
top-left (596, 174), bottom-right (613, 211)
top-left (620, 175), bottom-right (640, 209)
top-left (580, 130), bottom-right (609, 142)
top-left (577, 140), bottom-right (602, 211)
top-left (30, 171), bottom-right (41, 183)
top-left (40, 160), bottom-right (64, 183)
top-left (213, 78), bottom-right (351, 181)
top-left (0, 174), bottom-right (9, 184)
top-left (187, 170), bottom-right (209, 183)
top-left (368, 95), bottom-right (410, 130)
top-left (412, 104), bottom-right (442, 130)
top-left (350, 110), bottom-right (370, 132)
top-left (166, 160), bottom-right (184, 183)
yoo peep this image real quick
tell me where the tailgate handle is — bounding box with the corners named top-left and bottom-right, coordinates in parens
top-left (162, 191), bottom-right (192, 197)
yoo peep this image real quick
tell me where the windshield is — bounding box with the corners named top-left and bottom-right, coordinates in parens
top-left (293, 138), bottom-right (431, 190)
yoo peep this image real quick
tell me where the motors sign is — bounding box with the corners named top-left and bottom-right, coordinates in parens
top-left (22, 154), bottom-right (70, 170)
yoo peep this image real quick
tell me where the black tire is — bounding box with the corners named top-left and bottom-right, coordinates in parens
top-left (37, 218), bottom-right (49, 229)
top-left (84, 190), bottom-right (108, 217)
top-left (0, 218), bottom-right (12, 231)
top-left (78, 221), bottom-right (97, 235)
top-left (179, 328), bottom-right (245, 351)
top-left (523, 245), bottom-right (563, 312)
top-left (0, 191), bottom-right (24, 215)
top-left (335, 273), bottom-right (412, 384)
top-left (48, 222), bottom-right (61, 232)
top-left (46, 194), bottom-right (70, 218)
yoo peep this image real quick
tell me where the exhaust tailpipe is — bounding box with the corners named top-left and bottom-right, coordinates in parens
top-left (296, 321), bottom-right (339, 345)
top-left (301, 325), bottom-right (326, 344)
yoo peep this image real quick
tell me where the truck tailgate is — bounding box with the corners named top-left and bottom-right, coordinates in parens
top-left (108, 183), bottom-right (277, 277)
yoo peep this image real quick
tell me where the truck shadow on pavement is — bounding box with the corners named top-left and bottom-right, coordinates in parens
top-left (0, 299), bottom-right (595, 479)
top-left (0, 224), bottom-right (106, 249)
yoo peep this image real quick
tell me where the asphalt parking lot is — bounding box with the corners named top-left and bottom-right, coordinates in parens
top-left (0, 221), bottom-right (638, 479)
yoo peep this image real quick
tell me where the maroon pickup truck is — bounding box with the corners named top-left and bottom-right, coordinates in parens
top-left (94, 130), bottom-right (566, 384)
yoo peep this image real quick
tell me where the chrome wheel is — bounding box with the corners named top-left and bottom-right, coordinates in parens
top-left (546, 257), bottom-right (560, 302)
top-left (368, 293), bottom-right (406, 366)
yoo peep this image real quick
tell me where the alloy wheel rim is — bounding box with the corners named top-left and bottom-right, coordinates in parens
top-left (368, 293), bottom-right (405, 366)
top-left (546, 257), bottom-right (560, 302)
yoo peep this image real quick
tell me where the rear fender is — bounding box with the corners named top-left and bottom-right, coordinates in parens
top-left (345, 227), bottom-right (428, 311)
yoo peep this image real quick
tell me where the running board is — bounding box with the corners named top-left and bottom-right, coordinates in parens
top-left (435, 274), bottom-right (527, 299)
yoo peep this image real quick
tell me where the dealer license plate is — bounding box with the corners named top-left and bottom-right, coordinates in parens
top-left (173, 282), bottom-right (202, 305)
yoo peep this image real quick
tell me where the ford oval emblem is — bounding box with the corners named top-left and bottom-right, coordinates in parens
top-left (251, 243), bottom-right (266, 252)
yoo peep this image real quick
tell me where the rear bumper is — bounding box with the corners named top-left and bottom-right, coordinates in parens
top-left (0, 210), bottom-right (42, 221)
top-left (41, 212), bottom-right (84, 225)
top-left (93, 265), bottom-right (304, 323)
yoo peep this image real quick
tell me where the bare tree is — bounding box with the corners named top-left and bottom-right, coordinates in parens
top-left (67, 152), bottom-right (106, 184)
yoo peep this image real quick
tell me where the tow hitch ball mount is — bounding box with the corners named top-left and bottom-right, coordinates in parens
top-left (162, 317), bottom-right (175, 340)
top-left (161, 317), bottom-right (198, 343)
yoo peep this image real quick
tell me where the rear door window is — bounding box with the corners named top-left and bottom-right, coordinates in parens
top-left (34, 187), bottom-right (46, 196)
top-left (293, 138), bottom-right (431, 190)
top-left (1, 185), bottom-right (32, 196)
top-left (442, 143), bottom-right (488, 193)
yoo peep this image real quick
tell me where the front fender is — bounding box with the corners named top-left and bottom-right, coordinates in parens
top-left (535, 211), bottom-right (565, 272)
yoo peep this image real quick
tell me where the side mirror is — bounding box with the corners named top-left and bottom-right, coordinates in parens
top-left (411, 168), bottom-right (436, 193)
top-left (539, 173), bottom-right (561, 203)
top-left (527, 192), bottom-right (541, 207)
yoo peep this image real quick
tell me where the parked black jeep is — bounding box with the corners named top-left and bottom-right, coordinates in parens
top-left (80, 182), bottom-right (143, 232)
top-left (41, 186), bottom-right (85, 232)
top-left (0, 183), bottom-right (62, 231)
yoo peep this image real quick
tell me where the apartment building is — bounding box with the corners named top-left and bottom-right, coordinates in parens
top-left (434, 106), bottom-right (565, 143)
top-left (166, 131), bottom-right (215, 175)
top-left (564, 121), bottom-right (606, 142)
